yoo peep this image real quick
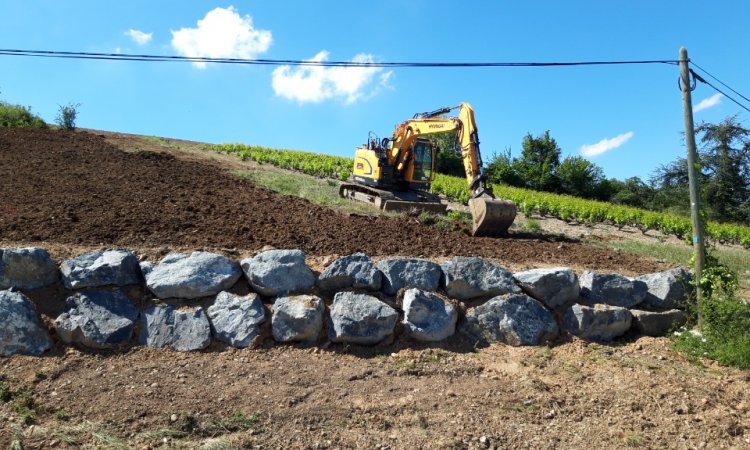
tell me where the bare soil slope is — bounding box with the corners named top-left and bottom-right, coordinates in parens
top-left (1, 128), bottom-right (664, 274)
top-left (1, 128), bottom-right (748, 450)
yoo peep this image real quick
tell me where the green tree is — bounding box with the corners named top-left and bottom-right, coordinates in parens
top-left (609, 176), bottom-right (656, 209)
top-left (429, 132), bottom-right (465, 177)
top-left (515, 131), bottom-right (561, 192)
top-left (557, 155), bottom-right (606, 199)
top-left (697, 116), bottom-right (750, 223)
top-left (485, 148), bottom-right (523, 187)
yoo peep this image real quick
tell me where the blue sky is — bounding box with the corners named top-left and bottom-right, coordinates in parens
top-left (1, 1), bottom-right (748, 181)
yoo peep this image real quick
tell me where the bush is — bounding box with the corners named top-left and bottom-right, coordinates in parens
top-left (673, 250), bottom-right (750, 368)
top-left (0, 101), bottom-right (47, 128)
top-left (56, 102), bottom-right (81, 130)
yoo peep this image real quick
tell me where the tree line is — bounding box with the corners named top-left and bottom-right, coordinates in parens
top-left (434, 116), bottom-right (750, 225)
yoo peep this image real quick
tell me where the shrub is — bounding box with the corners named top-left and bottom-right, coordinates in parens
top-left (0, 101), bottom-right (47, 128)
top-left (673, 249), bottom-right (750, 369)
top-left (56, 102), bottom-right (81, 130)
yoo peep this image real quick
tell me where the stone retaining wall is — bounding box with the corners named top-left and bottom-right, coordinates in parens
top-left (0, 247), bottom-right (692, 356)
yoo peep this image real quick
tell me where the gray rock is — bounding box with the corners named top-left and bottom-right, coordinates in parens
top-left (514, 267), bottom-right (579, 309)
top-left (579, 272), bottom-right (647, 308)
top-left (145, 251), bottom-right (242, 299)
top-left (636, 267), bottom-right (691, 310)
top-left (328, 292), bottom-right (398, 345)
top-left (562, 303), bottom-right (633, 341)
top-left (138, 304), bottom-right (211, 351)
top-left (61, 249), bottom-right (141, 290)
top-left (377, 258), bottom-right (442, 296)
top-left (631, 309), bottom-right (688, 336)
top-left (0, 247), bottom-right (58, 290)
top-left (207, 291), bottom-right (265, 348)
top-left (402, 288), bottom-right (457, 342)
top-left (317, 253), bottom-right (381, 291)
top-left (441, 257), bottom-right (520, 301)
top-left (0, 289), bottom-right (52, 356)
top-left (140, 261), bottom-right (154, 278)
top-left (241, 249), bottom-right (315, 296)
top-left (272, 295), bottom-right (325, 343)
top-left (461, 294), bottom-right (558, 346)
top-left (54, 289), bottom-right (138, 348)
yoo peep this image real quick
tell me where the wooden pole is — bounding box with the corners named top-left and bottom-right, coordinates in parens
top-left (678, 47), bottom-right (705, 326)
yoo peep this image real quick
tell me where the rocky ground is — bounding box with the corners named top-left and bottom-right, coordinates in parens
top-left (1, 128), bottom-right (749, 449)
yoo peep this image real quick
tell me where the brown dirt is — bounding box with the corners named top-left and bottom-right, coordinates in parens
top-left (1, 128), bottom-right (749, 449)
top-left (0, 128), bottom-right (666, 275)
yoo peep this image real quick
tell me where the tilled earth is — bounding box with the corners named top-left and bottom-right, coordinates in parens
top-left (1, 128), bottom-right (748, 449)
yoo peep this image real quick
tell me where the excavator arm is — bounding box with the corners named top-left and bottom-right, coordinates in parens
top-left (387, 103), bottom-right (516, 235)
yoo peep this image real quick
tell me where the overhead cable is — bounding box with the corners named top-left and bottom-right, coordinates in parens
top-left (0, 48), bottom-right (680, 68)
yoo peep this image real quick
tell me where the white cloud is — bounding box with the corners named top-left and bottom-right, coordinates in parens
top-left (171, 6), bottom-right (272, 69)
top-left (125, 29), bottom-right (153, 45)
top-left (580, 131), bottom-right (634, 157)
top-left (271, 51), bottom-right (393, 104)
top-left (694, 93), bottom-right (723, 113)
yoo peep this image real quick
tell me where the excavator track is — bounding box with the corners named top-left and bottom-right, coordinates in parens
top-left (339, 183), bottom-right (448, 214)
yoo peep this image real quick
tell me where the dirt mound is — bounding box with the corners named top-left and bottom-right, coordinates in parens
top-left (0, 128), bottom-right (665, 274)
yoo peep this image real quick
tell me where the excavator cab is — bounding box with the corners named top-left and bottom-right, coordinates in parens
top-left (409, 139), bottom-right (434, 183)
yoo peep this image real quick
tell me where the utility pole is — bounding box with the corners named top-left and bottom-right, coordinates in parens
top-left (678, 47), bottom-right (705, 326)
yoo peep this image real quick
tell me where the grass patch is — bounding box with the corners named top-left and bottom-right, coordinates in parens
top-left (594, 239), bottom-right (750, 296)
top-left (232, 169), bottom-right (387, 216)
top-left (143, 135), bottom-right (180, 149)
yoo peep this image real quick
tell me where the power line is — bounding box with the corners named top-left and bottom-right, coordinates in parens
top-left (690, 61), bottom-right (750, 106)
top-left (0, 48), bottom-right (680, 68)
top-left (689, 64), bottom-right (750, 114)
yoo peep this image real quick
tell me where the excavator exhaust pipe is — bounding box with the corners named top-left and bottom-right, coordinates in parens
top-left (468, 197), bottom-right (517, 237)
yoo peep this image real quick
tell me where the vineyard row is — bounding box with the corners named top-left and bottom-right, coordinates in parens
top-left (213, 143), bottom-right (750, 247)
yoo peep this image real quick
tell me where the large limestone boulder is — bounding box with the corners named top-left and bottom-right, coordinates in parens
top-left (442, 257), bottom-right (520, 301)
top-left (562, 303), bottom-right (632, 341)
top-left (207, 292), bottom-right (265, 348)
top-left (317, 253), bottom-right (381, 291)
top-left (461, 294), bottom-right (558, 346)
top-left (328, 292), bottom-right (398, 345)
top-left (377, 258), bottom-right (442, 296)
top-left (55, 289), bottom-right (138, 348)
top-left (272, 295), bottom-right (325, 343)
top-left (402, 288), bottom-right (457, 342)
top-left (145, 251), bottom-right (241, 299)
top-left (631, 309), bottom-right (688, 336)
top-left (636, 268), bottom-right (691, 310)
top-left (0, 247), bottom-right (58, 290)
top-left (579, 272), bottom-right (647, 308)
top-left (241, 249), bottom-right (315, 296)
top-left (61, 249), bottom-right (141, 290)
top-left (0, 289), bottom-right (52, 356)
top-left (514, 267), bottom-right (579, 309)
top-left (138, 304), bottom-right (212, 351)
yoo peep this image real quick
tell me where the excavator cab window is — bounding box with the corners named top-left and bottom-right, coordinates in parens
top-left (411, 139), bottom-right (433, 182)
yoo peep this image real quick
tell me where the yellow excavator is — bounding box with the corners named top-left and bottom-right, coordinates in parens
top-left (339, 102), bottom-right (516, 236)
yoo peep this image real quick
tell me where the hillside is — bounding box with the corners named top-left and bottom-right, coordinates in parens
top-left (1, 127), bottom-right (749, 449)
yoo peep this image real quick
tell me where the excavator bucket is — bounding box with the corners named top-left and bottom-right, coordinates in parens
top-left (468, 197), bottom-right (517, 237)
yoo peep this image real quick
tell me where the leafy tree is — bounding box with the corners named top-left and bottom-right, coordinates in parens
top-left (485, 148), bottom-right (524, 187)
top-left (609, 176), bottom-right (655, 209)
top-left (556, 155), bottom-right (606, 199)
top-left (696, 116), bottom-right (750, 223)
top-left (515, 131), bottom-right (561, 192)
top-left (428, 132), bottom-right (465, 177)
top-left (650, 116), bottom-right (750, 224)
